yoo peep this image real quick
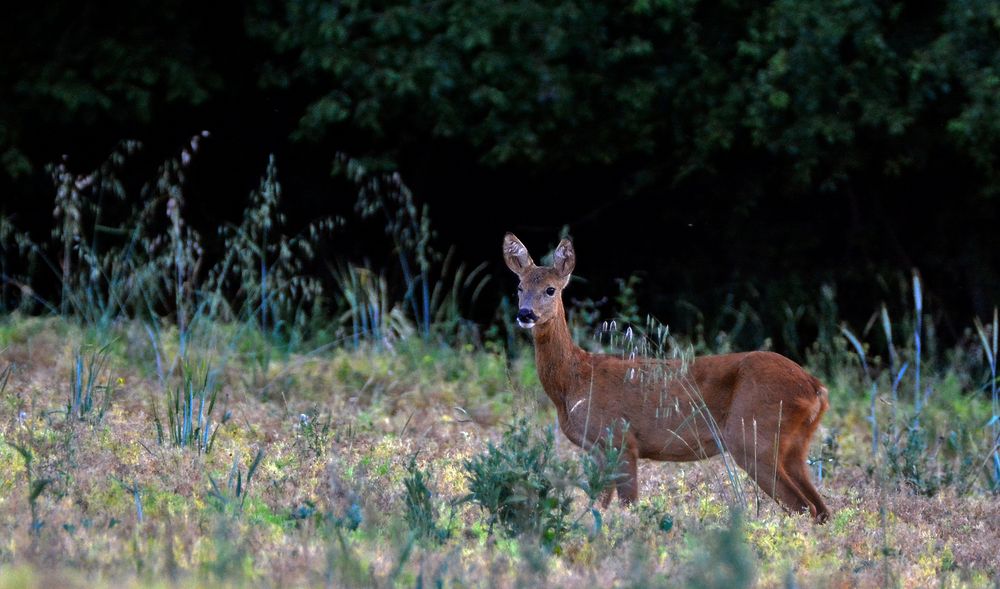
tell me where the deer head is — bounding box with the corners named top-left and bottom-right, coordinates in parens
top-left (503, 233), bottom-right (575, 329)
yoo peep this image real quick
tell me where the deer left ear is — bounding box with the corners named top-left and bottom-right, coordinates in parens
top-left (553, 239), bottom-right (575, 279)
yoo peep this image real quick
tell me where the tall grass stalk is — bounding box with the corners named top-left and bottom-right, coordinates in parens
top-left (841, 324), bottom-right (878, 456)
top-left (157, 139), bottom-right (206, 359)
top-left (880, 305), bottom-right (897, 424)
top-left (0, 362), bottom-right (12, 395)
top-left (890, 362), bottom-right (908, 442)
top-left (341, 156), bottom-right (437, 339)
top-left (913, 271), bottom-right (923, 421)
top-left (116, 479), bottom-right (144, 524)
top-left (207, 154), bottom-right (334, 376)
top-left (880, 304), bottom-right (898, 376)
top-left (50, 155), bottom-right (83, 316)
top-left (974, 308), bottom-right (999, 487)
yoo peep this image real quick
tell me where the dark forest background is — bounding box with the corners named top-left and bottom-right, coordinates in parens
top-left (2, 0), bottom-right (999, 353)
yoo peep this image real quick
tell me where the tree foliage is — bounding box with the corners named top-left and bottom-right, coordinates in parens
top-left (248, 0), bottom-right (1000, 196)
top-left (0, 1), bottom-right (225, 177)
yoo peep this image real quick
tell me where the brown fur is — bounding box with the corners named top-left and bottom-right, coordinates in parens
top-left (503, 233), bottom-right (831, 523)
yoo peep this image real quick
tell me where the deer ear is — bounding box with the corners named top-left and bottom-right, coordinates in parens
top-left (553, 238), bottom-right (575, 278)
top-left (503, 233), bottom-right (535, 275)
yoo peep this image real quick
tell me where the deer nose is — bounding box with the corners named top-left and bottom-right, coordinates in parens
top-left (516, 308), bottom-right (538, 324)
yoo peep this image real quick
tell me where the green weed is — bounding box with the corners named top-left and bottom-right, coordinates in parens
top-left (153, 362), bottom-right (226, 453)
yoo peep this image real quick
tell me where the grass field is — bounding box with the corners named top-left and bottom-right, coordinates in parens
top-left (1, 147), bottom-right (998, 587)
top-left (0, 312), bottom-right (997, 589)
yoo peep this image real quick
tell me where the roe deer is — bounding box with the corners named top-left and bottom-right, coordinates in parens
top-left (503, 233), bottom-right (831, 523)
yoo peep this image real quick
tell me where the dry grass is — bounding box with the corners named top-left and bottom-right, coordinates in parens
top-left (0, 317), bottom-right (998, 588)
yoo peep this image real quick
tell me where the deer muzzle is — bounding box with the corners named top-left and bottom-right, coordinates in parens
top-left (516, 308), bottom-right (538, 329)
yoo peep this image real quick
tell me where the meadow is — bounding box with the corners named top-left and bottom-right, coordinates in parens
top-left (0, 143), bottom-right (998, 588)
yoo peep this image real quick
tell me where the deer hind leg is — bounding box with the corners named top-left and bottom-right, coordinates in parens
top-left (724, 421), bottom-right (813, 518)
top-left (781, 429), bottom-right (831, 523)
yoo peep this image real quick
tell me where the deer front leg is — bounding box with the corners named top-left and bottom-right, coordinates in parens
top-left (616, 438), bottom-right (640, 505)
top-left (590, 445), bottom-right (617, 508)
top-left (591, 431), bottom-right (637, 507)
top-left (592, 427), bottom-right (640, 507)
top-left (599, 486), bottom-right (615, 508)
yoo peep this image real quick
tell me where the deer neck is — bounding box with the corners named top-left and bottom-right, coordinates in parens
top-left (532, 305), bottom-right (587, 407)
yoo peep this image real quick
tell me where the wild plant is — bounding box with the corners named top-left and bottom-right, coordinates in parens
top-left (462, 419), bottom-right (575, 550)
top-left (331, 262), bottom-right (412, 347)
top-left (66, 342), bottom-right (119, 424)
top-left (426, 248), bottom-right (491, 343)
top-left (883, 423), bottom-right (980, 496)
top-left (2, 136), bottom-right (211, 341)
top-left (294, 409), bottom-right (332, 459)
top-left (338, 155), bottom-right (489, 346)
top-left (48, 142), bottom-right (139, 316)
top-left (6, 442), bottom-right (51, 539)
top-left (321, 523), bottom-right (370, 588)
top-left (912, 272), bottom-right (926, 422)
top-left (208, 447), bottom-right (265, 515)
top-left (842, 272), bottom-right (998, 495)
top-left (144, 134), bottom-right (210, 358)
top-left (153, 362), bottom-right (227, 453)
top-left (684, 510), bottom-right (756, 589)
top-left (10, 140), bottom-right (154, 323)
top-left (341, 155), bottom-right (436, 339)
top-left (613, 275), bottom-right (644, 328)
top-left (809, 284), bottom-right (848, 377)
top-left (462, 418), bottom-right (634, 550)
top-left (576, 428), bottom-right (626, 534)
top-left (203, 516), bottom-right (252, 584)
top-left (402, 456), bottom-right (448, 544)
top-left (810, 429), bottom-right (841, 484)
top-left (114, 478), bottom-right (144, 524)
top-left (973, 308), bottom-right (999, 488)
top-left (207, 154), bottom-right (336, 372)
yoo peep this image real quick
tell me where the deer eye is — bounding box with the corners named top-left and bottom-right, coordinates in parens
top-left (545, 287), bottom-right (556, 296)
top-left (517, 285), bottom-right (523, 292)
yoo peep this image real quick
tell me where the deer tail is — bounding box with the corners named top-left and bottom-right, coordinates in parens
top-left (810, 376), bottom-right (830, 424)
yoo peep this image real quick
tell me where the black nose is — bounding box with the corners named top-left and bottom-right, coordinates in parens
top-left (516, 308), bottom-right (538, 323)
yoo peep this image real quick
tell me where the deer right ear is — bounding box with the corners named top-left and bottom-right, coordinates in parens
top-left (503, 233), bottom-right (534, 275)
